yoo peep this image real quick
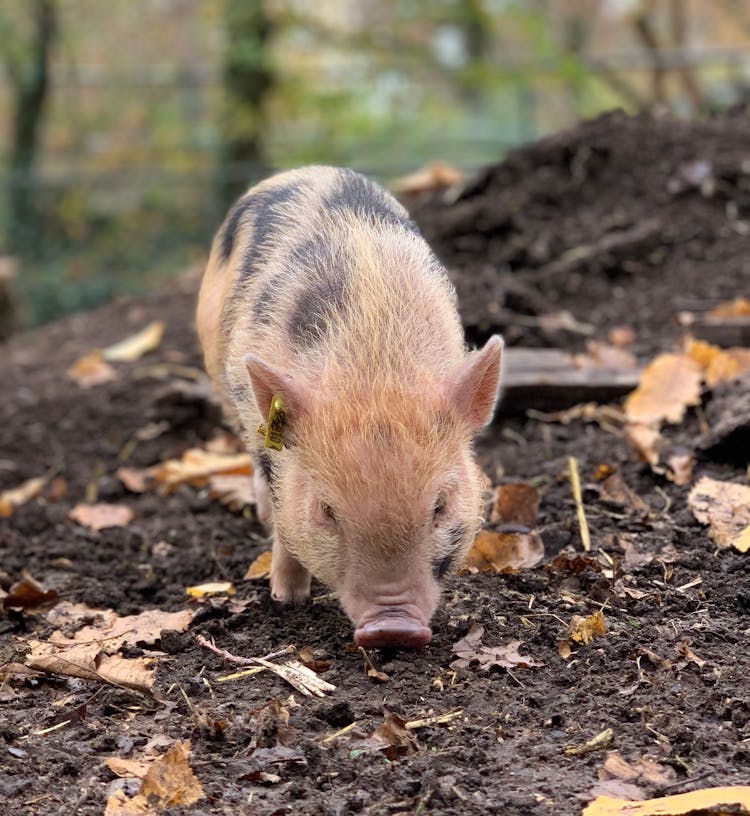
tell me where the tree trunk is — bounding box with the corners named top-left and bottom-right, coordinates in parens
top-left (6, 0), bottom-right (56, 254)
top-left (219, 0), bottom-right (274, 209)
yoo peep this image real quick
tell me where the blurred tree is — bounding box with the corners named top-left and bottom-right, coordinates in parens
top-left (1, 0), bottom-right (57, 253)
top-left (219, 0), bottom-right (274, 208)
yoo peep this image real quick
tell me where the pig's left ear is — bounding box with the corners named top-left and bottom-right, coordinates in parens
top-left (444, 335), bottom-right (504, 433)
top-left (245, 354), bottom-right (310, 428)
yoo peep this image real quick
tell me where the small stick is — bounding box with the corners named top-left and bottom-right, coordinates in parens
top-left (568, 456), bottom-right (591, 552)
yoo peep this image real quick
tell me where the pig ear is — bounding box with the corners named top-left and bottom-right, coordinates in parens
top-left (444, 335), bottom-right (504, 433)
top-left (245, 354), bottom-right (310, 425)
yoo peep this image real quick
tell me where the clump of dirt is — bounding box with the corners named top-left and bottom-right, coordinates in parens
top-left (1, 111), bottom-right (749, 815)
top-left (410, 108), bottom-right (750, 354)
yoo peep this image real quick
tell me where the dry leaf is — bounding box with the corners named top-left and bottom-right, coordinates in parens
top-left (355, 713), bottom-right (419, 761)
top-left (26, 607), bottom-right (193, 691)
top-left (608, 326), bottom-right (636, 347)
top-left (688, 476), bottom-right (750, 552)
top-left (298, 646), bottom-right (333, 674)
top-left (463, 529), bottom-right (544, 573)
top-left (102, 320), bottom-right (165, 362)
top-left (69, 503), bottom-right (134, 531)
top-left (582, 785), bottom-right (750, 816)
top-left (117, 467), bottom-right (151, 493)
top-left (568, 611), bottom-right (606, 645)
top-left (626, 423), bottom-right (661, 467)
top-left (186, 581), bottom-right (235, 598)
top-left (624, 353), bottom-right (702, 426)
top-left (685, 337), bottom-right (750, 387)
top-left (245, 550), bottom-right (272, 580)
top-left (708, 296), bottom-right (750, 318)
top-left (666, 453), bottom-right (694, 487)
top-left (0, 475), bottom-right (47, 517)
top-left (599, 473), bottom-right (649, 515)
top-left (105, 740), bottom-right (203, 815)
top-left (358, 646), bottom-right (389, 683)
top-left (67, 352), bottom-right (119, 388)
top-left (577, 341), bottom-right (638, 371)
top-left (106, 756), bottom-right (153, 779)
top-left (490, 482), bottom-right (540, 527)
top-left (451, 624), bottom-right (543, 671)
top-left (149, 448), bottom-right (252, 494)
top-left (390, 162), bottom-right (463, 195)
top-left (209, 473), bottom-right (256, 512)
top-left (600, 752), bottom-right (674, 786)
top-left (3, 573), bottom-right (58, 610)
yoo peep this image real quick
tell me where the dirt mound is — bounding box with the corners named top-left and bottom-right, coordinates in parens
top-left (1, 112), bottom-right (749, 815)
top-left (411, 108), bottom-right (750, 353)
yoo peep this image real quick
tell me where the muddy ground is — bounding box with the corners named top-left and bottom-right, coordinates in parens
top-left (1, 110), bottom-right (749, 815)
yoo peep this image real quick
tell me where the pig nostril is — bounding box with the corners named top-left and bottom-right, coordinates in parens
top-left (354, 619), bottom-right (432, 650)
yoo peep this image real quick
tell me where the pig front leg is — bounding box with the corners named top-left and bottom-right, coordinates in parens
top-left (270, 535), bottom-right (311, 604)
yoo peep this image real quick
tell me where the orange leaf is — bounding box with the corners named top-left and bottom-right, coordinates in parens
top-left (462, 529), bottom-right (544, 573)
top-left (624, 353), bottom-right (702, 426)
top-left (583, 785), bottom-right (750, 816)
top-left (245, 550), bottom-right (272, 580)
top-left (67, 352), bottom-right (118, 388)
top-left (490, 483), bottom-right (540, 528)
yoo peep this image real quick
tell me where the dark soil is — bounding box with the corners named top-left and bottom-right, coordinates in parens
top-left (1, 110), bottom-right (749, 816)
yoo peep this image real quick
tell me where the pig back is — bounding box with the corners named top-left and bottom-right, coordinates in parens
top-left (201, 166), bottom-right (466, 435)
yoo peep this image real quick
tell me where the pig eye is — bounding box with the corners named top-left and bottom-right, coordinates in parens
top-left (433, 498), bottom-right (447, 521)
top-left (320, 502), bottom-right (337, 523)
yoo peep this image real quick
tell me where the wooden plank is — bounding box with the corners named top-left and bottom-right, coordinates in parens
top-left (677, 314), bottom-right (750, 348)
top-left (500, 347), bottom-right (641, 413)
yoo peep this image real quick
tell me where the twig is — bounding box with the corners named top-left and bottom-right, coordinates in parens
top-left (568, 456), bottom-right (591, 552)
top-left (195, 634), bottom-right (335, 697)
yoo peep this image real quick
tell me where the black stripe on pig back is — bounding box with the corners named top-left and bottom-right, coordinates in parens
top-left (325, 168), bottom-right (420, 235)
top-left (220, 183), bottom-right (300, 270)
top-left (287, 238), bottom-right (349, 347)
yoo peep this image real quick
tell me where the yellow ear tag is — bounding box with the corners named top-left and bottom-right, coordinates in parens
top-left (257, 394), bottom-right (286, 451)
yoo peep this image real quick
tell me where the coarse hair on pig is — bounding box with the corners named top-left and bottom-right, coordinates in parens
top-left (197, 165), bottom-right (503, 649)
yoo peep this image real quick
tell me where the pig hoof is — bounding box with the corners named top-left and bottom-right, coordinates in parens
top-left (270, 575), bottom-right (311, 606)
top-left (354, 617), bottom-right (432, 650)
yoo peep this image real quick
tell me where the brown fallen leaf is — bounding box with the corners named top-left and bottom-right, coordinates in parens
top-left (101, 320), bottom-right (165, 362)
top-left (685, 337), bottom-right (750, 388)
top-left (245, 550), bottom-right (272, 580)
top-left (298, 646), bottom-right (333, 675)
top-left (0, 475), bottom-right (47, 518)
top-left (451, 624), bottom-right (543, 671)
top-left (625, 423), bottom-right (662, 467)
top-left (577, 340), bottom-right (638, 371)
top-left (688, 476), bottom-right (750, 552)
top-left (105, 740), bottom-right (203, 815)
top-left (3, 573), bottom-right (58, 611)
top-left (69, 503), bottom-right (134, 531)
top-left (209, 473), bottom-right (256, 512)
top-left (624, 353), bottom-right (702, 426)
top-left (666, 452), bottom-right (694, 487)
top-left (67, 352), bottom-right (119, 388)
top-left (354, 713), bottom-right (419, 761)
top-left (677, 641), bottom-right (707, 669)
top-left (708, 296), bottom-right (750, 318)
top-left (608, 326), bottom-right (636, 347)
top-left (149, 448), bottom-right (252, 494)
top-left (582, 785), bottom-right (750, 816)
top-left (26, 607), bottom-right (193, 692)
top-left (106, 756), bottom-right (153, 779)
top-left (116, 467), bottom-right (151, 493)
top-left (462, 529), bottom-right (544, 573)
top-left (390, 162), bottom-right (464, 195)
top-left (599, 473), bottom-right (649, 515)
top-left (490, 482), bottom-right (540, 528)
top-left (568, 611), bottom-right (606, 646)
top-left (358, 646), bottom-right (389, 684)
top-left (600, 751), bottom-right (675, 786)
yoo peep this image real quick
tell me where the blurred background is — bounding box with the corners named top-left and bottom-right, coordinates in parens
top-left (2, 0), bottom-right (750, 333)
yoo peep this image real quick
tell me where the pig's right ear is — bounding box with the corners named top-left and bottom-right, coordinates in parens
top-left (245, 354), bottom-right (310, 426)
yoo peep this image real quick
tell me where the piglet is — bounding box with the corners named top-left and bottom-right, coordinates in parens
top-left (197, 166), bottom-right (502, 649)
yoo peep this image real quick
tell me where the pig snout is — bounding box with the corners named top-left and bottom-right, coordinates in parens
top-left (354, 613), bottom-right (432, 650)
top-left (343, 577), bottom-right (439, 650)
